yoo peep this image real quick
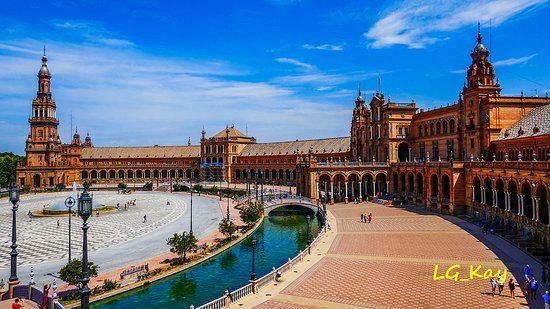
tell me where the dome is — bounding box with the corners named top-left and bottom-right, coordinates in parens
top-left (38, 55), bottom-right (51, 76)
top-left (474, 43), bottom-right (487, 53)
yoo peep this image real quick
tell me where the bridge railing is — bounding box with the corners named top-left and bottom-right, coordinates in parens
top-left (195, 222), bottom-right (326, 309)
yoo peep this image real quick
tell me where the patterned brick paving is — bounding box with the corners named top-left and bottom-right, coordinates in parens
top-left (255, 203), bottom-right (535, 308)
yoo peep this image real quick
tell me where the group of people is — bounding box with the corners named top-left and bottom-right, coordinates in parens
top-left (360, 213), bottom-right (372, 223)
top-left (489, 276), bottom-right (516, 297)
top-left (116, 199), bottom-right (137, 210)
top-left (521, 264), bottom-right (550, 307)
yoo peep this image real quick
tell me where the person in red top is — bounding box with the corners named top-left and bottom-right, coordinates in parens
top-left (12, 298), bottom-right (25, 309)
top-left (42, 284), bottom-right (50, 309)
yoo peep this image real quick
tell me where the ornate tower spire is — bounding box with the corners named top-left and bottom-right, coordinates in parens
top-left (463, 24), bottom-right (500, 96)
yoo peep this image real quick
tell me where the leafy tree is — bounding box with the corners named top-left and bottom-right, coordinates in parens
top-left (59, 259), bottom-right (99, 288)
top-left (167, 231), bottom-right (198, 262)
top-left (218, 217), bottom-right (237, 239)
top-left (239, 202), bottom-right (263, 227)
top-left (0, 152), bottom-right (25, 188)
top-left (143, 182), bottom-right (153, 191)
top-left (117, 183), bottom-right (127, 189)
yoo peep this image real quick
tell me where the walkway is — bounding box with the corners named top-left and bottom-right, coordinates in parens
top-left (244, 202), bottom-right (545, 308)
top-left (0, 191), bottom-right (222, 288)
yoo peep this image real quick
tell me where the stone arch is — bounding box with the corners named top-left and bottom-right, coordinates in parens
top-left (145, 170), bottom-right (151, 178)
top-left (473, 177), bottom-right (481, 203)
top-left (430, 174), bottom-right (438, 198)
top-left (443, 121), bottom-right (448, 134)
top-left (33, 174), bottom-right (41, 188)
top-left (271, 169), bottom-right (277, 180)
top-left (375, 173), bottom-right (387, 196)
top-left (536, 184), bottom-right (549, 225)
top-left (127, 170), bottom-right (134, 179)
top-left (496, 179), bottom-right (505, 210)
top-left (100, 170), bottom-right (107, 179)
top-left (416, 173), bottom-right (423, 197)
top-left (397, 142), bottom-right (409, 162)
top-left (81, 171), bottom-right (88, 179)
top-left (136, 170), bottom-right (143, 179)
top-left (363, 173), bottom-right (374, 197)
top-left (153, 170), bottom-right (159, 178)
top-left (193, 169), bottom-right (200, 179)
top-left (348, 173), bottom-right (360, 201)
top-left (333, 173), bottom-right (346, 203)
top-left (109, 170), bottom-right (116, 179)
top-left (91, 170), bottom-right (98, 179)
top-left (508, 180), bottom-right (519, 214)
top-left (161, 170), bottom-right (168, 178)
top-left (178, 169), bottom-right (184, 178)
top-left (118, 170), bottom-right (125, 179)
top-left (522, 182), bottom-right (533, 219)
top-left (442, 174), bottom-right (450, 199)
top-left (484, 178), bottom-right (493, 206)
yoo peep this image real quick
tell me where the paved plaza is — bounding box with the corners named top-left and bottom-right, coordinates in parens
top-left (248, 202), bottom-right (546, 308)
top-left (0, 191), bottom-right (222, 286)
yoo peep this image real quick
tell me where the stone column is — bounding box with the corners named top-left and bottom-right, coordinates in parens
top-left (472, 186), bottom-right (475, 202)
top-left (358, 180), bottom-right (363, 203)
top-left (533, 197), bottom-right (538, 221)
top-left (372, 181), bottom-right (376, 198)
top-left (330, 180), bottom-right (334, 205)
top-left (344, 181), bottom-right (349, 204)
top-left (386, 181), bottom-right (389, 196)
top-left (519, 195), bottom-right (524, 216)
top-left (493, 190), bottom-right (497, 208)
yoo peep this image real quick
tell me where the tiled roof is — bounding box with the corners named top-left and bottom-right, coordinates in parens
top-left (213, 127), bottom-right (248, 138)
top-left (239, 137), bottom-right (350, 156)
top-left (498, 103), bottom-right (550, 140)
top-left (81, 146), bottom-right (200, 159)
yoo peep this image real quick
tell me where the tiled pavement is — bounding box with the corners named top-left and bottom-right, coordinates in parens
top-left (254, 203), bottom-right (544, 308)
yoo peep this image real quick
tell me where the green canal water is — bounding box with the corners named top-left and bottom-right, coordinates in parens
top-left (92, 213), bottom-right (320, 308)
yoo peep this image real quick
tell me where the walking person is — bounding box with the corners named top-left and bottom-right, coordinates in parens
top-left (56, 220), bottom-right (60, 228)
top-left (497, 276), bottom-right (505, 295)
top-left (368, 213), bottom-right (372, 223)
top-left (531, 276), bottom-right (540, 300)
top-left (42, 284), bottom-right (50, 309)
top-left (509, 279), bottom-right (516, 299)
top-left (361, 214), bottom-right (364, 223)
top-left (525, 264), bottom-right (532, 280)
top-left (490, 278), bottom-right (497, 296)
top-left (543, 291), bottom-right (550, 309)
top-left (524, 277), bottom-right (532, 298)
top-left (143, 215), bottom-right (147, 223)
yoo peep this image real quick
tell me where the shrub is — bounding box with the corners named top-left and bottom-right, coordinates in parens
top-left (117, 183), bottom-right (127, 189)
top-left (102, 279), bottom-right (118, 291)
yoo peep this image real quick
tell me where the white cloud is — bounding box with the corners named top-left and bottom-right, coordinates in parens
top-left (365, 0), bottom-right (548, 49)
top-left (54, 20), bottom-right (134, 47)
top-left (275, 57), bottom-right (315, 70)
top-left (303, 44), bottom-right (344, 51)
top-left (0, 39), bottom-right (351, 153)
top-left (449, 69), bottom-right (465, 74)
top-left (493, 53), bottom-right (538, 66)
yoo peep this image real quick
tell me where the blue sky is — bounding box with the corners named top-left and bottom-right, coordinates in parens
top-left (1, 0), bottom-right (549, 154)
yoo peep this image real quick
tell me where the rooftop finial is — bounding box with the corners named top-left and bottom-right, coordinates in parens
top-left (477, 21), bottom-right (482, 44)
top-left (43, 45), bottom-right (46, 57)
top-left (358, 84), bottom-right (362, 97)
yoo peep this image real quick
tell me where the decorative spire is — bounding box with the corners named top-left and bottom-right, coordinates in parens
top-left (38, 46), bottom-right (51, 77)
top-left (187, 136), bottom-right (191, 146)
top-left (477, 22), bottom-right (482, 44)
top-left (358, 84), bottom-right (362, 97)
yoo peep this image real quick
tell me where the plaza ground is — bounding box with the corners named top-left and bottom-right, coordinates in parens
top-left (0, 191), bottom-right (223, 288)
top-left (239, 202), bottom-right (546, 308)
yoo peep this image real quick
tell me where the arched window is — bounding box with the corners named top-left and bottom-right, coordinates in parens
top-left (436, 122), bottom-right (441, 135)
top-left (418, 125), bottom-right (423, 137)
top-left (449, 119), bottom-right (455, 133)
top-left (430, 123), bottom-right (434, 136)
top-left (443, 121), bottom-right (448, 134)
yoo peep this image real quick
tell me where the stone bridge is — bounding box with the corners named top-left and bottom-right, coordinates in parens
top-left (261, 196), bottom-right (319, 215)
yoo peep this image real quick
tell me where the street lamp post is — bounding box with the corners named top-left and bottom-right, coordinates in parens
top-left (227, 183), bottom-right (231, 221)
top-left (306, 215), bottom-right (311, 245)
top-left (8, 185), bottom-right (20, 297)
top-left (64, 196), bottom-right (76, 263)
top-left (77, 188), bottom-right (93, 309)
top-left (190, 178), bottom-right (193, 235)
top-left (260, 169), bottom-right (264, 204)
top-left (250, 239), bottom-right (257, 281)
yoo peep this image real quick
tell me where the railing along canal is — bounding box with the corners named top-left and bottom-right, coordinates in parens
top-left (194, 221), bottom-right (326, 309)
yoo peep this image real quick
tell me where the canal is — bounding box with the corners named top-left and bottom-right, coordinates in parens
top-left (92, 213), bottom-right (320, 308)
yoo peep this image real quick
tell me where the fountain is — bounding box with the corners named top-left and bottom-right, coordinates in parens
top-left (45, 182), bottom-right (105, 212)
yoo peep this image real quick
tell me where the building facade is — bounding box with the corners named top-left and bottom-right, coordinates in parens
top-left (16, 28), bottom-right (550, 245)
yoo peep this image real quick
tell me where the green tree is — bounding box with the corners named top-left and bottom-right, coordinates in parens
top-left (239, 203), bottom-right (263, 227)
top-left (0, 152), bottom-right (25, 188)
top-left (143, 182), bottom-right (153, 191)
top-left (167, 231), bottom-right (198, 262)
top-left (117, 183), bottom-right (127, 189)
top-left (59, 259), bottom-right (99, 288)
top-left (218, 217), bottom-right (237, 239)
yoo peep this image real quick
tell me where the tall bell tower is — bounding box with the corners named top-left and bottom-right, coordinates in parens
top-left (350, 86), bottom-right (369, 161)
top-left (461, 23), bottom-right (501, 159)
top-left (26, 49), bottom-right (62, 168)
